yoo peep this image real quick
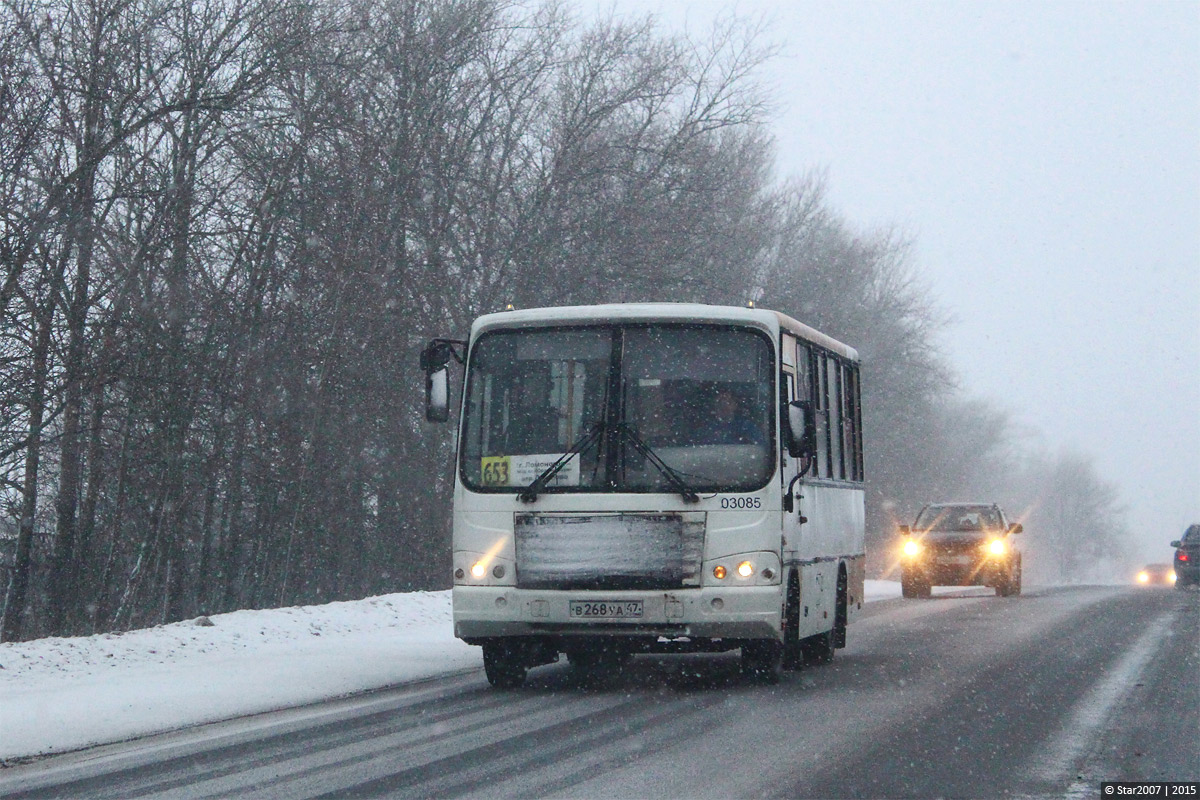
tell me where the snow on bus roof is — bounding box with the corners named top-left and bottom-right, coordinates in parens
top-left (470, 303), bottom-right (859, 361)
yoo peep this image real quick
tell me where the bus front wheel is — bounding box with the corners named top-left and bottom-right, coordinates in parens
top-left (483, 642), bottom-right (527, 689)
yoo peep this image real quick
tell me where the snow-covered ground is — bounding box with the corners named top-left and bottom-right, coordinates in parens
top-left (1, 580), bottom-right (910, 762)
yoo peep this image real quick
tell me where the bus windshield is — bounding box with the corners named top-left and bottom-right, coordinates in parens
top-left (460, 324), bottom-right (775, 494)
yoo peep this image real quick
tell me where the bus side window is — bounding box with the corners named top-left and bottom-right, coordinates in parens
top-left (795, 343), bottom-right (811, 404)
top-left (844, 363), bottom-right (863, 482)
top-left (828, 356), bottom-right (844, 479)
top-left (812, 349), bottom-right (830, 479)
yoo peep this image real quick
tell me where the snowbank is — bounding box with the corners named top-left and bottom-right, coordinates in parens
top-left (0, 591), bottom-right (477, 760)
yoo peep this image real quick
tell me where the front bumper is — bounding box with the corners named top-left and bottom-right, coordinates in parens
top-left (903, 556), bottom-right (1011, 586)
top-left (453, 585), bottom-right (782, 643)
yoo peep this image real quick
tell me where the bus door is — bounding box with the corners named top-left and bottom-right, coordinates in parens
top-left (780, 337), bottom-right (811, 566)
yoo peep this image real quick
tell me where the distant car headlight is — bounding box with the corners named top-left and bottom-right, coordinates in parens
top-left (1137, 571), bottom-right (1149, 584)
top-left (987, 539), bottom-right (1006, 556)
top-left (1168, 571), bottom-right (1177, 583)
top-left (903, 540), bottom-right (921, 557)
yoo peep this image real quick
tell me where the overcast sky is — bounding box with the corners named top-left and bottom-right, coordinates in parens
top-left (591, 0), bottom-right (1199, 562)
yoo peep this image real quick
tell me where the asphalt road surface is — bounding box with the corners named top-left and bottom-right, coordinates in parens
top-left (1, 585), bottom-right (1196, 799)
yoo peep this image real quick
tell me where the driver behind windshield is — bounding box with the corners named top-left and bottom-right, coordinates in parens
top-left (692, 383), bottom-right (765, 445)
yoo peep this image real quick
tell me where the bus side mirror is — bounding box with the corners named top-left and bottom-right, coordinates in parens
top-left (1009, 523), bottom-right (1023, 534)
top-left (425, 367), bottom-right (450, 422)
top-left (786, 400), bottom-right (816, 459)
top-left (420, 339), bottom-right (461, 423)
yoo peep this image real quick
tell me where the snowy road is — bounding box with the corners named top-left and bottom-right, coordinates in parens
top-left (1, 585), bottom-right (1196, 798)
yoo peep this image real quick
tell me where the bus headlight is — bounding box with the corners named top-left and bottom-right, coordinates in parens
top-left (902, 540), bottom-right (921, 557)
top-left (705, 552), bottom-right (780, 586)
top-left (453, 550), bottom-right (516, 586)
top-left (987, 539), bottom-right (1006, 557)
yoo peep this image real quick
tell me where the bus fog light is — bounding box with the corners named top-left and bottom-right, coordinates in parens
top-left (713, 565), bottom-right (727, 580)
top-left (492, 564), bottom-right (505, 579)
top-left (761, 567), bottom-right (775, 581)
top-left (711, 598), bottom-right (724, 610)
top-left (495, 596), bottom-right (507, 608)
top-left (471, 562), bottom-right (487, 579)
top-left (736, 561), bottom-right (754, 578)
top-left (454, 568), bottom-right (465, 580)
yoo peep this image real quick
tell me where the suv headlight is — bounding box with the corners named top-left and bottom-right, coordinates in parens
top-left (987, 539), bottom-right (1007, 556)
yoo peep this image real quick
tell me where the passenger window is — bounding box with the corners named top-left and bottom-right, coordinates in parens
top-left (795, 343), bottom-right (811, 403)
top-left (813, 351), bottom-right (830, 478)
top-left (828, 358), bottom-right (844, 479)
top-left (842, 363), bottom-right (860, 482)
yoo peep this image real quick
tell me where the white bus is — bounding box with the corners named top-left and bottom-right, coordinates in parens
top-left (421, 303), bottom-right (865, 687)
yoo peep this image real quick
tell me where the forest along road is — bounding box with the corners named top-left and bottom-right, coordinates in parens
top-left (0, 586), bottom-right (1195, 799)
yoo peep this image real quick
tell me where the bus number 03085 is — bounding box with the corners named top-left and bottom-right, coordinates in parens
top-left (719, 497), bottom-right (761, 509)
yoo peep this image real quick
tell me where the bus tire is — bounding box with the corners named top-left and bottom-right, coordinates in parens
top-left (741, 640), bottom-right (783, 683)
top-left (483, 642), bottom-right (527, 689)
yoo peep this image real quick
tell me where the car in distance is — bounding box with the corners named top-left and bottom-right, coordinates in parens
top-left (899, 503), bottom-right (1023, 598)
top-left (1170, 524), bottom-right (1200, 588)
top-left (1135, 563), bottom-right (1176, 586)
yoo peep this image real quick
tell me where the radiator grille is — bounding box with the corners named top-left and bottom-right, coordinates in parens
top-left (514, 513), bottom-right (705, 590)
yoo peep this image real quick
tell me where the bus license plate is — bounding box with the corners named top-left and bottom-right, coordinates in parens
top-left (569, 600), bottom-right (643, 619)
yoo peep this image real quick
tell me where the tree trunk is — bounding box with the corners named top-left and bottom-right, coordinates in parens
top-left (2, 290), bottom-right (56, 642)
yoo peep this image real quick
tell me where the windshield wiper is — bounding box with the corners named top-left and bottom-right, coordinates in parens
top-left (517, 421), bottom-right (606, 504)
top-left (516, 420), bottom-right (701, 504)
top-left (613, 423), bottom-right (700, 504)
